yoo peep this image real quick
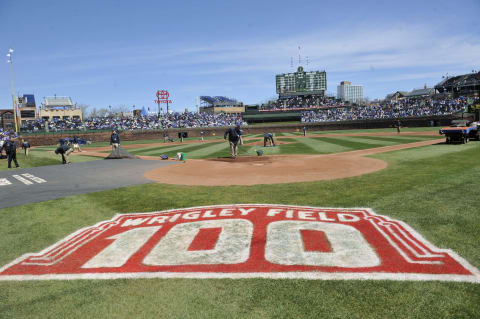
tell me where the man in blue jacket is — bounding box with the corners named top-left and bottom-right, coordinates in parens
top-left (224, 124), bottom-right (241, 158)
top-left (55, 144), bottom-right (72, 164)
top-left (5, 137), bottom-right (19, 168)
top-left (264, 133), bottom-right (275, 147)
top-left (110, 130), bottom-right (120, 151)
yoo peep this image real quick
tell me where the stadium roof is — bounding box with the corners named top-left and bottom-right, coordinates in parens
top-left (43, 96), bottom-right (74, 107)
top-left (200, 96), bottom-right (237, 104)
top-left (407, 88), bottom-right (435, 97)
top-left (435, 72), bottom-right (480, 90)
top-left (200, 96), bottom-right (240, 107)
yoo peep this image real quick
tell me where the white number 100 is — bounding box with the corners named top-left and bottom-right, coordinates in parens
top-left (82, 219), bottom-right (379, 268)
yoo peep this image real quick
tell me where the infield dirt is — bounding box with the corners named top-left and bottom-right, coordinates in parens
top-left (73, 132), bottom-right (442, 186)
top-left (143, 138), bottom-right (442, 186)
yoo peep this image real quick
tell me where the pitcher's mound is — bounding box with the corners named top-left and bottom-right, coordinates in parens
top-left (105, 146), bottom-right (138, 159)
top-left (144, 154), bottom-right (387, 186)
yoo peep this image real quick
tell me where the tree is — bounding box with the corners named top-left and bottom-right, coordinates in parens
top-left (77, 103), bottom-right (90, 119)
top-left (111, 104), bottom-right (131, 116)
top-left (97, 108), bottom-right (109, 117)
top-left (89, 107), bottom-right (98, 118)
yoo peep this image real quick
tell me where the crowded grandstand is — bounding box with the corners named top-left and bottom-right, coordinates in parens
top-left (16, 96), bottom-right (477, 133)
top-left (8, 71), bottom-right (480, 133)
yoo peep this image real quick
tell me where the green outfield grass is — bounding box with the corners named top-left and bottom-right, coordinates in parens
top-left (0, 128), bottom-right (478, 318)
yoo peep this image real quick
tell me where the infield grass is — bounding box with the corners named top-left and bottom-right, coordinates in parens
top-left (0, 148), bottom-right (101, 171)
top-left (120, 134), bottom-right (440, 159)
top-left (0, 128), bottom-right (479, 318)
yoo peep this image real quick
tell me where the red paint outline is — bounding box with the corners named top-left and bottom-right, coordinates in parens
top-left (1, 205), bottom-right (479, 283)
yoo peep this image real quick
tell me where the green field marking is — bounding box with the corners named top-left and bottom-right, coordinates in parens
top-left (352, 135), bottom-right (438, 144)
top-left (274, 141), bottom-right (319, 154)
top-left (187, 141), bottom-right (236, 158)
top-left (267, 145), bottom-right (283, 154)
top-left (140, 143), bottom-right (216, 157)
top-left (280, 132), bottom-right (300, 136)
top-left (131, 142), bottom-right (216, 156)
top-left (295, 137), bottom-right (352, 153)
top-left (204, 145), bottom-right (234, 158)
top-left (376, 141), bottom-right (476, 162)
top-left (313, 136), bottom-right (387, 151)
top-left (249, 144), bottom-right (283, 155)
top-left (338, 136), bottom-right (411, 146)
top-left (277, 138), bottom-right (297, 143)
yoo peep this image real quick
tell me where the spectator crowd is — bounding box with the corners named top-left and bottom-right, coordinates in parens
top-left (21, 112), bottom-right (245, 132)
top-left (18, 96), bottom-right (474, 132)
top-left (301, 98), bottom-right (468, 123)
top-left (261, 95), bottom-right (345, 110)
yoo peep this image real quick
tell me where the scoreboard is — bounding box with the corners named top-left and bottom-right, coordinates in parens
top-left (276, 66), bottom-right (327, 96)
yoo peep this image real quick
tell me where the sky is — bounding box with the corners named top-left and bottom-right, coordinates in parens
top-left (0, 0), bottom-right (479, 113)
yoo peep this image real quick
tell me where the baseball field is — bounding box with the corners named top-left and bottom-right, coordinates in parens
top-left (0, 127), bottom-right (479, 318)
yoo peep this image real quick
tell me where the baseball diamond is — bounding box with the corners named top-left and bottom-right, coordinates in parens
top-left (3, 1), bottom-right (480, 317)
top-left (1, 125), bottom-right (479, 319)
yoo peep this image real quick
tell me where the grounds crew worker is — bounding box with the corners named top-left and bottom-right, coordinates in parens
top-left (224, 124), bottom-right (242, 158)
top-left (396, 120), bottom-right (402, 134)
top-left (72, 135), bottom-right (82, 152)
top-left (5, 136), bottom-right (19, 169)
top-left (21, 139), bottom-right (31, 156)
top-left (264, 133), bottom-right (275, 147)
top-left (55, 143), bottom-right (72, 164)
top-left (110, 130), bottom-right (120, 151)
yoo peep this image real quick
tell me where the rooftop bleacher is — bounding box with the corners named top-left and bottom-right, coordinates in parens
top-left (200, 96), bottom-right (239, 107)
top-left (43, 96), bottom-right (74, 108)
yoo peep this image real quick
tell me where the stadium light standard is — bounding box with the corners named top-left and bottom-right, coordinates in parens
top-left (6, 48), bottom-right (19, 133)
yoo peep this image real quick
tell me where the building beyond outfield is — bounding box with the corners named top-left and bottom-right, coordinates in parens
top-left (337, 81), bottom-right (364, 104)
top-left (276, 66), bottom-right (327, 97)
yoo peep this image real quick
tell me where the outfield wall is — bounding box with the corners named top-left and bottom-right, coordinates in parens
top-left (22, 115), bottom-right (453, 146)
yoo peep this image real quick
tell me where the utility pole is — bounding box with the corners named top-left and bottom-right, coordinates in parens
top-left (6, 48), bottom-right (19, 132)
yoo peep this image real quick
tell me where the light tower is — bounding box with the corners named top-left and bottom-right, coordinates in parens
top-left (6, 48), bottom-right (19, 132)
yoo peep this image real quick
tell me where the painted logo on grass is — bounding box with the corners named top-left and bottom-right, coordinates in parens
top-left (1, 204), bottom-right (479, 282)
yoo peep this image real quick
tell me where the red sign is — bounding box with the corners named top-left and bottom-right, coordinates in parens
top-left (154, 99), bottom-right (173, 104)
top-left (156, 90), bottom-right (169, 100)
top-left (155, 90), bottom-right (172, 104)
top-left (0, 205), bottom-right (479, 282)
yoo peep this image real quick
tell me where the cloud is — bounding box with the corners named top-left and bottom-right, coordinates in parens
top-left (13, 22), bottom-right (479, 104)
top-left (27, 23), bottom-right (479, 78)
